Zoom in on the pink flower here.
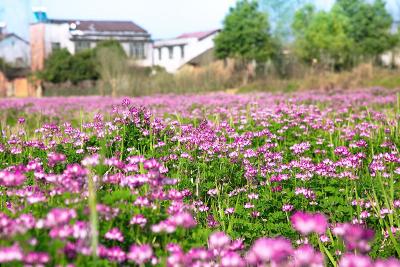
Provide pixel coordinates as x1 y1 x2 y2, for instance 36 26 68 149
45 208 77 227
375 258 400 267
293 245 324 267
282 204 294 212
225 207 235 215
333 223 374 253
104 227 124 242
130 214 147 227
0 244 23 263
339 254 373 267
208 232 231 250
0 171 25 187
127 244 153 265
291 211 328 235
23 252 50 265
221 251 245 267
171 212 197 228
246 237 293 264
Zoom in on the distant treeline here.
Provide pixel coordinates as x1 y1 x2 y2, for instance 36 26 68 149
215 0 398 75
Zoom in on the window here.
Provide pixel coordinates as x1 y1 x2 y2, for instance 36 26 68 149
180 45 185 59
51 42 61 52
129 42 145 59
168 46 173 59
75 41 91 52
158 48 162 60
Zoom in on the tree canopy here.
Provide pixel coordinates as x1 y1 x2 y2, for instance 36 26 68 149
292 0 397 70
39 40 128 84
214 0 273 63
333 0 395 59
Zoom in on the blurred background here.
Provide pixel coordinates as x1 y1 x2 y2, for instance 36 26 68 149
0 0 400 97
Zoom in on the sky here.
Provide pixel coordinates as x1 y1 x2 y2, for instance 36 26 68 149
0 0 398 41
32 0 238 39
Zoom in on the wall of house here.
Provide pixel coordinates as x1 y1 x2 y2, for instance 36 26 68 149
105 41 152 67
0 71 7 97
153 33 217 73
381 50 400 67
30 24 46 71
14 77 30 97
0 36 30 67
0 71 35 98
44 23 75 55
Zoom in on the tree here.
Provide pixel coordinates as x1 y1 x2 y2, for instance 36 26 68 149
69 50 99 84
95 40 128 97
292 4 354 70
39 48 99 84
214 0 273 84
94 39 127 58
40 49 73 83
333 0 395 62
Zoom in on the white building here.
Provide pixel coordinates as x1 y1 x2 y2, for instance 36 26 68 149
30 9 153 71
0 32 30 67
153 29 220 73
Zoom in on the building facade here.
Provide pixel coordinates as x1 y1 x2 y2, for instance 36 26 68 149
153 29 219 73
0 33 30 67
30 15 153 71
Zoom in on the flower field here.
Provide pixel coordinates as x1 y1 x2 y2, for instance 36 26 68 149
0 88 399 266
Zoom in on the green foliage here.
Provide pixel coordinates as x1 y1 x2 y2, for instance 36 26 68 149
95 40 128 96
214 0 273 63
69 50 99 83
39 39 127 85
293 0 397 70
333 0 395 60
0 57 12 73
39 48 99 84
293 6 354 70
94 39 127 59
39 49 73 83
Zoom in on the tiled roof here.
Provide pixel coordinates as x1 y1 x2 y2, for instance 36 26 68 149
177 29 219 40
47 19 148 33
0 33 29 44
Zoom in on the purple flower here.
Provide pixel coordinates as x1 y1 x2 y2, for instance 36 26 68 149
47 152 66 167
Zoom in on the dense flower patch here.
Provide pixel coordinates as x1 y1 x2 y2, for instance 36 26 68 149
0 89 399 266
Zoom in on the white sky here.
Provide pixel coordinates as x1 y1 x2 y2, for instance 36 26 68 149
33 0 237 39
2 0 398 40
